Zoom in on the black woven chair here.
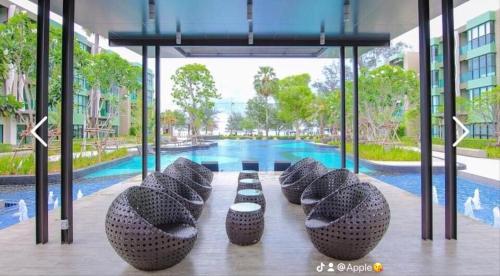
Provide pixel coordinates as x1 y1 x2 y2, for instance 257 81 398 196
105 186 197 271
305 182 390 260
174 157 214 183
300 169 360 215
142 172 204 220
279 157 316 185
281 161 328 204
164 163 212 201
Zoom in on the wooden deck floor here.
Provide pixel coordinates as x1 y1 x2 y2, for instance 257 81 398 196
0 172 498 276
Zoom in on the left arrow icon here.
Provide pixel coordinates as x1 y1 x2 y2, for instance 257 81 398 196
31 116 48 147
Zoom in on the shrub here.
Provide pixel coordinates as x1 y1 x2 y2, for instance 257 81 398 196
0 143 13 153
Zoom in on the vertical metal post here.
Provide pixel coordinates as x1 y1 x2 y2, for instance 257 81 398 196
155 46 161 172
442 0 457 240
352 46 359 174
419 0 433 240
340 46 346 169
61 0 74 244
35 0 50 244
142 46 148 180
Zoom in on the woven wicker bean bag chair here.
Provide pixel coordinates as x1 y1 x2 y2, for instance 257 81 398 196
305 182 390 260
174 157 214 183
142 172 204 220
279 157 316 185
281 161 328 204
105 186 197 271
164 163 212 201
300 169 360 215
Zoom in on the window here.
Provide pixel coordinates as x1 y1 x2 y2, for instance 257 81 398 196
0 124 3 144
16 125 31 145
467 53 496 80
431 45 440 61
75 94 88 114
467 21 495 50
468 122 496 139
468 86 494 100
431 70 440 88
73 124 84 138
431 95 441 114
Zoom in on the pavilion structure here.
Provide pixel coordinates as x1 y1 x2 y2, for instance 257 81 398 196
30 0 467 244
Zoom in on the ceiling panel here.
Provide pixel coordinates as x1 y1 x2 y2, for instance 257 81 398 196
35 0 469 58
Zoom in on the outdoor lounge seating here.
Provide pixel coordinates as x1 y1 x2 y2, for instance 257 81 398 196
300 169 360 215
105 186 198 271
201 161 219 172
305 182 390 260
164 163 212 201
242 160 259 171
226 202 264 246
142 172 204 220
238 178 263 191
278 157 316 184
238 170 259 181
280 161 328 204
174 157 214 183
274 161 291 171
235 189 266 213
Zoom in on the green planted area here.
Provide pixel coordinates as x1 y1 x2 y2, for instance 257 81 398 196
327 142 421 161
0 148 128 176
432 138 500 159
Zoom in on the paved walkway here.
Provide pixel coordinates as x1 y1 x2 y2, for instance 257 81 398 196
0 172 498 275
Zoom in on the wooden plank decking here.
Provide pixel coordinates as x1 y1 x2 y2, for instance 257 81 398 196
0 172 498 276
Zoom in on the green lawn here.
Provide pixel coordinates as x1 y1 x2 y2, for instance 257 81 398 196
327 142 421 161
0 148 129 175
432 138 499 159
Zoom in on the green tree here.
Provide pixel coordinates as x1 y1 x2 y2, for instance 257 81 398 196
358 65 418 142
253 66 278 137
0 12 38 128
470 86 500 144
245 96 267 133
240 117 257 135
171 64 220 143
226 112 243 135
276 74 315 139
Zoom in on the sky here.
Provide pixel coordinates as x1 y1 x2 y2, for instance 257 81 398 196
8 0 500 133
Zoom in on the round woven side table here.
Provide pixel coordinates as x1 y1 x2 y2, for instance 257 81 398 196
237 178 262 191
225 202 264 246
235 189 266 213
238 170 259 181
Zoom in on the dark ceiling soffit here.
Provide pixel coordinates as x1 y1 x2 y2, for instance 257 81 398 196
108 33 390 47
174 47 328 58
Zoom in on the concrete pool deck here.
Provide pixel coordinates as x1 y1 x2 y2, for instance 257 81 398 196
0 172 498 275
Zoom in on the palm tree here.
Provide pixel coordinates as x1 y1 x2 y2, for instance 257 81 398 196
162 111 177 137
253 66 278 137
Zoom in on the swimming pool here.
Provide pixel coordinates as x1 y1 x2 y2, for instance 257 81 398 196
0 139 498 229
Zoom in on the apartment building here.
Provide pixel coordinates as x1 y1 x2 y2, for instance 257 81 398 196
430 10 499 139
0 3 154 145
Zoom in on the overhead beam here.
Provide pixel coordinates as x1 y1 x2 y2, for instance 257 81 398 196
61 0 75 244
108 33 390 47
35 0 50 245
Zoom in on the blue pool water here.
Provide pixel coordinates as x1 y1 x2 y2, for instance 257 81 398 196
0 139 498 229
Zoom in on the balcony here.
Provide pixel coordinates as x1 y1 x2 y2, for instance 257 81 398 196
461 68 496 83
431 55 443 63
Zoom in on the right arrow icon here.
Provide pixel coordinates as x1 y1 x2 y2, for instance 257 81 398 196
452 116 469 147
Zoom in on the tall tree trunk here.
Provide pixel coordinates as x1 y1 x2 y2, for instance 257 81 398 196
295 122 301 140
265 96 269 137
